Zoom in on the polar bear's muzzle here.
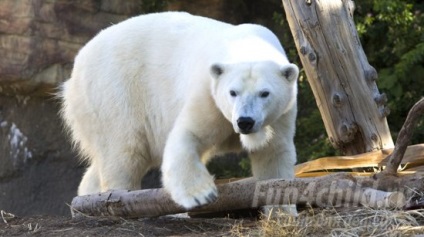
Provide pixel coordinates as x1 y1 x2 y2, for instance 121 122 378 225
237 116 255 134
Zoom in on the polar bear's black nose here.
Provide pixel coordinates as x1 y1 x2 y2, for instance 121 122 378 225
237 117 255 133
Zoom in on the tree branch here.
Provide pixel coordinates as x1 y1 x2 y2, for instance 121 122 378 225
382 98 424 175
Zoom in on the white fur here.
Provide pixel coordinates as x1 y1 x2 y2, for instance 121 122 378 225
60 12 299 210
240 126 274 152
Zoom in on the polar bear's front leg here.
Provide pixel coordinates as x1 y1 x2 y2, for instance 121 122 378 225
249 129 298 216
162 127 218 209
249 140 296 181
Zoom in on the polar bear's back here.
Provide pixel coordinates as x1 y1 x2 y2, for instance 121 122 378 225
76 12 229 65
72 12 287 89
75 12 287 72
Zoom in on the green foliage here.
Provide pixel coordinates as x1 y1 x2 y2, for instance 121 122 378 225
238 155 252 176
355 0 424 141
206 154 251 179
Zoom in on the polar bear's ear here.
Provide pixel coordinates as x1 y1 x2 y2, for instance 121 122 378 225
281 64 299 82
210 64 225 79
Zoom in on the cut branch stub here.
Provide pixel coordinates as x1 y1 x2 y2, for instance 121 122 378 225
374 93 388 106
364 66 378 82
339 121 358 143
282 0 394 155
332 93 344 107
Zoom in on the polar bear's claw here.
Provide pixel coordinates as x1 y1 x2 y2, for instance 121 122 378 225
206 191 218 203
194 198 201 206
186 188 218 208
179 185 218 209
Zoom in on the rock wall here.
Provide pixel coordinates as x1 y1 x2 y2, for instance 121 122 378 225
0 0 142 96
0 95 83 216
0 0 284 216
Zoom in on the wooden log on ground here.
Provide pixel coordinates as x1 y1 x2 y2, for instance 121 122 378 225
71 173 409 218
282 0 394 155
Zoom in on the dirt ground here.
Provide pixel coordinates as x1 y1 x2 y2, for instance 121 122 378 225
0 214 256 237
4 206 424 236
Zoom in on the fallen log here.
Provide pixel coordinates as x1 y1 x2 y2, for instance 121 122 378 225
71 173 410 218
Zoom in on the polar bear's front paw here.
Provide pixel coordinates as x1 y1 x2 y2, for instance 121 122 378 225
163 168 218 210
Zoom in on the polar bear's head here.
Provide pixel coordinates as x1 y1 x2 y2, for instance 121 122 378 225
210 61 299 151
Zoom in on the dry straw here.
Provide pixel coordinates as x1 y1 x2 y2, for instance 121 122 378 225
231 207 424 237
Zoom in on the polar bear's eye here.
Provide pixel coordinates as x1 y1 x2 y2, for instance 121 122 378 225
229 90 237 97
260 91 270 98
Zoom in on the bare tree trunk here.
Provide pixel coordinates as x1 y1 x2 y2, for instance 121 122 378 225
71 173 411 218
282 0 394 155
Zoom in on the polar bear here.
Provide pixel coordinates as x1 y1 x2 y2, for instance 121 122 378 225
60 12 299 210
